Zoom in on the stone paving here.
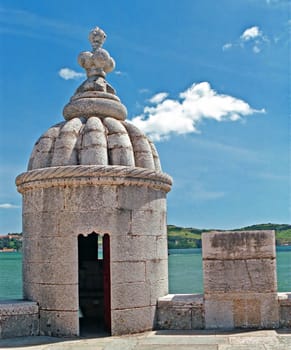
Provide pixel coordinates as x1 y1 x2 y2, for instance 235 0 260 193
0 330 290 350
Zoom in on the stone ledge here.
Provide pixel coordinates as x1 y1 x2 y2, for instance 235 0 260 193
158 294 204 307
278 292 291 305
0 300 39 338
157 294 204 330
278 293 291 328
0 300 39 316
156 293 291 331
16 165 173 193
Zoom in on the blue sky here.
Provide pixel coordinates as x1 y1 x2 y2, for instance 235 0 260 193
0 0 290 233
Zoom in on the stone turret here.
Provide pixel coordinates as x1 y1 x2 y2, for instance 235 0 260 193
16 27 172 337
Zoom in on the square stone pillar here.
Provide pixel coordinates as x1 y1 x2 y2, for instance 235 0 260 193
202 230 279 329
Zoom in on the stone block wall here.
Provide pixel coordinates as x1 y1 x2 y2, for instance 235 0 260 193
202 230 279 329
18 169 170 336
110 184 168 335
0 300 39 338
278 293 291 328
157 294 204 330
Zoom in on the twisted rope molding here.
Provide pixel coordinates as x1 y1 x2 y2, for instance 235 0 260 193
16 165 173 193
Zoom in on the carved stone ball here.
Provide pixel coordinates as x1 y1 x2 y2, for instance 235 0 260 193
89 27 106 50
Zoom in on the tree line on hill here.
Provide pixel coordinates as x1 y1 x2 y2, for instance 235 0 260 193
0 233 22 251
167 223 291 248
0 224 290 251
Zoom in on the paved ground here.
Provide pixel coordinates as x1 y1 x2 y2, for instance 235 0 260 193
0 330 290 350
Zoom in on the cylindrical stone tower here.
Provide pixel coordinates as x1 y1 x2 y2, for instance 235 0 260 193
16 27 172 337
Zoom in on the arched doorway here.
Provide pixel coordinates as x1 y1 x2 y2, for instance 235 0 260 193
78 233 111 335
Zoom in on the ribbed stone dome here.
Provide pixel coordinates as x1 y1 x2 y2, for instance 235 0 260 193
28 27 162 173
28 116 161 171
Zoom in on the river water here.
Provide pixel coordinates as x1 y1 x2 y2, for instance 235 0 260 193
0 247 290 299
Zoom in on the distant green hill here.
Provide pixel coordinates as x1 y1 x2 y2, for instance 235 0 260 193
167 223 291 249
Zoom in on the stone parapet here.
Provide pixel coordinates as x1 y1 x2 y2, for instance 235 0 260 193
202 230 279 330
156 292 291 331
202 230 276 260
0 300 39 338
157 294 204 330
204 292 279 329
278 292 291 328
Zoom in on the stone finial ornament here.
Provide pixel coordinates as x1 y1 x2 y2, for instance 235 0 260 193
89 27 107 50
63 26 127 121
78 27 115 78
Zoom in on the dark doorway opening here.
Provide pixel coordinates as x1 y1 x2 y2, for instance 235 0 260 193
78 233 111 336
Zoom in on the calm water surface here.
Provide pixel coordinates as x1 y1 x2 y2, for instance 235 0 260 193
0 247 290 299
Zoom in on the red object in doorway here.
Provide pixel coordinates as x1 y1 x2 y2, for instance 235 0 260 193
103 234 111 333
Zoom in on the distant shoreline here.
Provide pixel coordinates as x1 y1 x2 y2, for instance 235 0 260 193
1 223 291 250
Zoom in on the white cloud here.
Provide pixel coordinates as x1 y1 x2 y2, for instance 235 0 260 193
131 82 265 141
149 92 169 104
58 68 86 80
223 25 269 53
0 203 20 209
253 45 261 53
241 26 262 41
222 43 232 51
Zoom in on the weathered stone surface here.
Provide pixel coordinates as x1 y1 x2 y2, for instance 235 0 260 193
111 261 146 284
149 140 162 171
146 259 168 284
23 236 77 263
111 281 151 309
204 292 279 329
39 310 79 336
278 293 291 328
202 230 279 331
63 95 128 121
23 261 78 284
156 236 168 260
202 231 276 260
158 294 204 307
51 118 83 166
124 122 155 169
22 211 60 237
58 208 131 236
63 185 118 211
233 295 261 327
157 294 204 330
0 314 39 338
28 123 63 170
131 209 167 236
158 307 192 329
149 279 168 305
203 258 277 293
192 306 205 329
0 301 39 338
204 297 234 329
261 293 280 328
0 300 38 316
26 115 167 171
117 185 166 212
117 185 150 211
111 306 153 335
23 282 78 311
111 235 160 262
